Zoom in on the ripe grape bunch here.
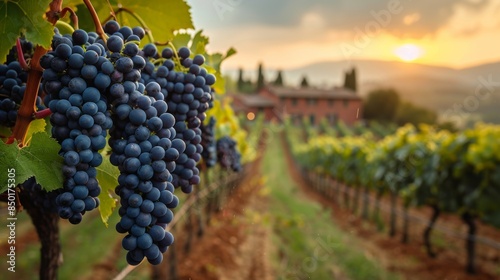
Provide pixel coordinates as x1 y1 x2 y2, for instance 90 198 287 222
1 14 220 265
200 116 217 168
140 44 216 194
216 136 242 172
100 20 180 265
20 18 219 265
40 27 116 224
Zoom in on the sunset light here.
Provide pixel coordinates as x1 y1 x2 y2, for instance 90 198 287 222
394 44 424 62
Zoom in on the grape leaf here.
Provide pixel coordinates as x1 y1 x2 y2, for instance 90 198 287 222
18 132 63 191
190 30 209 54
0 125 11 139
205 65 226 94
0 0 53 63
77 0 193 44
172 33 192 50
97 154 119 227
25 119 46 145
0 132 63 194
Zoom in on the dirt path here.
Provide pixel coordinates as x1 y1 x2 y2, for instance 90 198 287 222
280 132 499 280
177 145 274 280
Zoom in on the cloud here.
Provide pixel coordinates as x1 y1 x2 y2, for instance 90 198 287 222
191 0 491 38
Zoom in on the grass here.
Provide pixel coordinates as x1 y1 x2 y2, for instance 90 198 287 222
262 126 400 280
1 210 125 280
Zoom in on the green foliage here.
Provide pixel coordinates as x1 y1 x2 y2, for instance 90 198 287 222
0 132 63 193
96 152 120 227
273 70 284 86
395 102 437 126
343 68 357 92
237 68 245 91
300 75 309 88
363 88 400 122
235 68 255 93
256 62 265 90
76 0 193 44
0 0 53 63
287 122 500 227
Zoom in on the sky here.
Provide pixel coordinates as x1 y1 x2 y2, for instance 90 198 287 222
187 0 500 71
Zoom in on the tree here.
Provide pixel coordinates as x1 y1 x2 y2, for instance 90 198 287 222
273 70 284 86
363 88 400 122
343 68 357 92
394 102 437 126
300 75 309 88
256 63 265 90
237 68 245 91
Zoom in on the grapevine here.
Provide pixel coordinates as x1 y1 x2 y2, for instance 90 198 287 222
0 0 249 278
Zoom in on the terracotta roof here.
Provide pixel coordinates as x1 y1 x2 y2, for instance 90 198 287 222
266 86 360 100
231 94 275 107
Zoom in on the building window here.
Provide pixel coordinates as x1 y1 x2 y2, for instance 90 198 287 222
309 114 315 125
292 98 298 106
328 114 338 124
280 97 285 104
343 100 349 107
329 99 334 107
308 99 316 106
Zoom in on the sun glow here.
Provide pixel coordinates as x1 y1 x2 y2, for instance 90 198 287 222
394 44 423 62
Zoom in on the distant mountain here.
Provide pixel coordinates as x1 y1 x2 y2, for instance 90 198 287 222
284 59 464 87
459 61 500 79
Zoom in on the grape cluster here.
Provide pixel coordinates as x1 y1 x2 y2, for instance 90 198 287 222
0 37 39 127
216 136 242 172
110 81 178 265
19 177 59 212
6 38 34 65
4 18 221 265
140 45 216 193
101 20 178 265
40 28 113 224
0 61 28 127
200 116 217 168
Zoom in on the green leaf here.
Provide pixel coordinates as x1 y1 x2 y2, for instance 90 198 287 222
19 132 63 191
190 30 209 54
205 64 226 93
77 0 194 44
25 119 46 145
171 33 191 50
97 154 120 227
0 125 11 139
0 0 53 63
0 132 63 193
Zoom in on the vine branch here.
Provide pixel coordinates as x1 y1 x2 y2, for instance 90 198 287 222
16 39 29 71
7 0 64 145
34 108 53 119
114 7 155 43
60 7 79 29
83 0 108 43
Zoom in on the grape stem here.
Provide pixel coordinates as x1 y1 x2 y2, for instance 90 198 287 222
153 41 171 46
45 0 64 25
16 38 29 71
7 0 63 145
112 7 156 44
60 7 79 30
8 46 47 146
34 108 53 119
83 0 108 43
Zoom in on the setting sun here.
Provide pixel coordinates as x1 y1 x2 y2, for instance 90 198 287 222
394 44 424 62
